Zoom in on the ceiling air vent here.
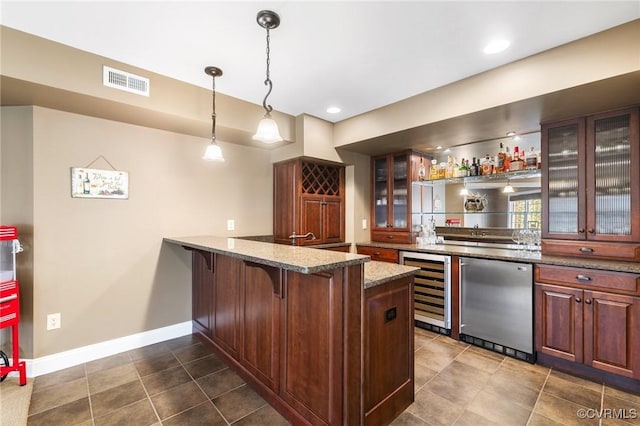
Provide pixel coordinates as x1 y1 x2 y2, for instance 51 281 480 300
103 66 150 96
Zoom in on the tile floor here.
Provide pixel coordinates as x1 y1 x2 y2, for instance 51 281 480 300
26 328 640 425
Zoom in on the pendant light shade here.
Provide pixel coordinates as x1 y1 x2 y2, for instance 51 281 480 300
203 66 224 162
253 114 282 144
253 10 283 144
203 142 224 161
503 180 514 193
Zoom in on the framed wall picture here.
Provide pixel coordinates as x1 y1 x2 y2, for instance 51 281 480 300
71 167 129 199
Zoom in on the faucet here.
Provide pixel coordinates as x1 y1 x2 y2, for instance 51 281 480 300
471 224 480 236
288 231 317 245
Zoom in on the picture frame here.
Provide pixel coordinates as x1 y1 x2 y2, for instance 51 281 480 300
71 167 129 199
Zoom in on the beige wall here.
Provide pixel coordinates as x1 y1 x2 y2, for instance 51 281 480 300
334 19 640 147
1 105 274 358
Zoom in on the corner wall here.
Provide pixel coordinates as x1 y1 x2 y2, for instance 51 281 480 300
2 105 274 358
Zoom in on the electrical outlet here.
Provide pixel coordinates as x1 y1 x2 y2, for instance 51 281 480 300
47 313 61 330
227 219 235 231
362 219 368 230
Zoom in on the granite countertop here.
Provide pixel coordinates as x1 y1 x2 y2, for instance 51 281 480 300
356 241 640 274
164 236 368 274
364 261 420 289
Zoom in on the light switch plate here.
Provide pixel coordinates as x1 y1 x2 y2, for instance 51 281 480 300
362 219 367 229
227 219 235 231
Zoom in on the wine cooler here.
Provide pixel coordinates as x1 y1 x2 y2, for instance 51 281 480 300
400 251 451 334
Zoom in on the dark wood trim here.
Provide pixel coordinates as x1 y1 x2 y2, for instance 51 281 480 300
536 352 640 395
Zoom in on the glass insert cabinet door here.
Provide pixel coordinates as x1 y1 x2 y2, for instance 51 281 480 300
373 157 389 228
392 154 408 228
586 108 640 241
543 118 585 239
543 107 639 242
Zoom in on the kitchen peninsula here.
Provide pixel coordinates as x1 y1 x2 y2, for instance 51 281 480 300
164 236 419 426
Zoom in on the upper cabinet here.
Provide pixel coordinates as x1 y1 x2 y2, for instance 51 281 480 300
371 150 427 243
542 106 640 261
274 158 345 246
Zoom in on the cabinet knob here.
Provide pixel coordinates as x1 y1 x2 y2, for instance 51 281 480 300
587 228 595 234
575 297 582 303
374 251 380 256
387 235 394 239
585 299 592 305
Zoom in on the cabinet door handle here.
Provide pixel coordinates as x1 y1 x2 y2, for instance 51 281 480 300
374 251 381 256
576 275 591 282
585 299 592 304
587 228 595 234
387 235 394 239
579 247 594 253
575 297 582 303
578 228 586 234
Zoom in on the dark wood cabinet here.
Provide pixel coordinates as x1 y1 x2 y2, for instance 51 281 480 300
371 150 427 243
541 106 640 261
535 283 584 363
241 262 282 392
191 249 213 336
211 254 241 356
535 265 640 381
364 275 414 426
186 247 415 425
274 157 345 246
356 245 399 263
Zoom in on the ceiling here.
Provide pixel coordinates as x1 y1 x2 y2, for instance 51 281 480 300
2 1 639 126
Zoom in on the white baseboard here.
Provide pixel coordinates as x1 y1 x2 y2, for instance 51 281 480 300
16 321 192 378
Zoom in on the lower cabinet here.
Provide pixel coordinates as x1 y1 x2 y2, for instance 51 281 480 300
364 276 414 426
535 265 640 381
189 248 413 425
356 245 399 263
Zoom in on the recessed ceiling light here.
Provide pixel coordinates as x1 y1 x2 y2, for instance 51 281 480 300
436 146 443 150
326 106 341 114
483 39 510 54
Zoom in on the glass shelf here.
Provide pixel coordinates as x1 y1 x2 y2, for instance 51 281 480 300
413 169 541 186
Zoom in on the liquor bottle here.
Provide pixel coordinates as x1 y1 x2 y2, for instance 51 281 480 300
458 158 469 177
526 146 539 170
470 157 478 176
83 173 91 194
418 158 426 180
428 159 439 180
445 156 454 178
504 146 512 172
496 143 506 173
480 154 493 176
510 147 524 171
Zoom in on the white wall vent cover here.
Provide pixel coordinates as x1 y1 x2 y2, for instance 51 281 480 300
103 66 150 96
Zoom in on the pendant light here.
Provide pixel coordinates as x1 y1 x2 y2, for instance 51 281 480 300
503 180 514 193
203 66 225 161
252 10 283 144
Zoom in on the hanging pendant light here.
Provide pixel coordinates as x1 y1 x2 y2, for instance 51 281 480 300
252 10 283 144
503 180 514 193
203 66 225 161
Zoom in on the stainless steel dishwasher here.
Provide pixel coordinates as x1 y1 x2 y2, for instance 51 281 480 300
459 257 534 362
